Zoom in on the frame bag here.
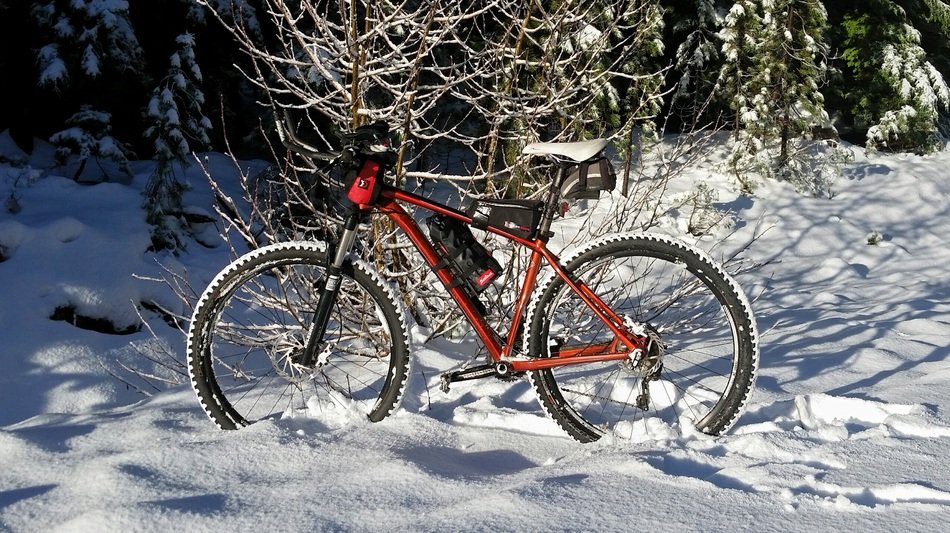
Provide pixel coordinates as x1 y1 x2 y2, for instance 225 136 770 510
427 215 502 293
466 199 544 240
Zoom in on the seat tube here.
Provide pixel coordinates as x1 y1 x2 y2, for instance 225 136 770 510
299 211 362 367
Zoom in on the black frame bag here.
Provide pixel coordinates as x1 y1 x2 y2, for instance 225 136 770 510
466 199 544 240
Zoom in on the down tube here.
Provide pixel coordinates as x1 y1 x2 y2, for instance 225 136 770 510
376 195 506 360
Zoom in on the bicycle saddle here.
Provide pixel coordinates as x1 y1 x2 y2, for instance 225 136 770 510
522 139 608 162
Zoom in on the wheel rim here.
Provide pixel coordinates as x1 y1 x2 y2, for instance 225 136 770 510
200 259 396 425
541 250 744 440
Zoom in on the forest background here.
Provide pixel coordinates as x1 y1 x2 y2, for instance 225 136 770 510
1 0 949 252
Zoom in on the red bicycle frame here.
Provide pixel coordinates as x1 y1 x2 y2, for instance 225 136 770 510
373 184 649 372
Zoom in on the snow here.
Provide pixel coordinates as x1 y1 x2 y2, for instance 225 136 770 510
575 24 603 50
82 45 100 78
2 129 950 530
37 45 68 86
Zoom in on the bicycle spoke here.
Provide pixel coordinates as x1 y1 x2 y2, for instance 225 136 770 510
188 243 409 429
529 235 757 442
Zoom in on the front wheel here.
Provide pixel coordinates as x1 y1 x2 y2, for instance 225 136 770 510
527 234 758 442
186 241 410 429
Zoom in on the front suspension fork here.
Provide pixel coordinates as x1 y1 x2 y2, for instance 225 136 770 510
297 212 362 367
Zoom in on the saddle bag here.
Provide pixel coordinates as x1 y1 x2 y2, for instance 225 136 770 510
561 156 617 200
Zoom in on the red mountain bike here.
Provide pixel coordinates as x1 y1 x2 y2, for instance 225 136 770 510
186 122 759 442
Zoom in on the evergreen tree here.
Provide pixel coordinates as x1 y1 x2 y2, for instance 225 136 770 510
767 0 849 194
49 105 133 180
763 2 838 168
143 32 212 251
667 0 727 125
865 2 949 152
718 0 765 189
718 0 762 136
32 0 144 179
33 0 143 87
614 0 667 194
866 25 950 152
718 0 847 194
830 0 950 152
145 33 211 168
616 0 667 136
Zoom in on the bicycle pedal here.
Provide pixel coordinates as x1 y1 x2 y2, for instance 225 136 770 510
440 363 496 393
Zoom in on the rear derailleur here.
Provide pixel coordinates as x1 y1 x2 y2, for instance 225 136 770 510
622 322 665 411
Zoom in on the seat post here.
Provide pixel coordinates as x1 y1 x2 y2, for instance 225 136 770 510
537 160 571 238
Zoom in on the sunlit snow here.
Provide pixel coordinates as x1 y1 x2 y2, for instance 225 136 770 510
2 129 950 530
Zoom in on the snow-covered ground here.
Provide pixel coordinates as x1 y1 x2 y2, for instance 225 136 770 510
1 131 949 531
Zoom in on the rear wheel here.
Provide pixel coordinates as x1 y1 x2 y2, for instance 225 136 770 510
528 234 758 442
186 241 410 429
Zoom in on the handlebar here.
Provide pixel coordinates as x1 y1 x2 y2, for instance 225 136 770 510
275 110 393 163
340 120 390 143
275 110 341 161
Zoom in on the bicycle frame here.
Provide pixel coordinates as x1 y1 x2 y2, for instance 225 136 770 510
372 184 649 372
188 119 758 440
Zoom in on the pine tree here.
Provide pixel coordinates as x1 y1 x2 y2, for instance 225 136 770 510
718 0 847 194
143 32 212 251
767 0 849 194
144 33 211 166
764 2 837 168
866 33 949 152
718 0 762 134
668 0 727 125
614 0 666 195
49 105 133 180
616 0 667 135
864 4 950 152
33 0 143 86
718 0 765 190
32 0 144 180
832 0 950 153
